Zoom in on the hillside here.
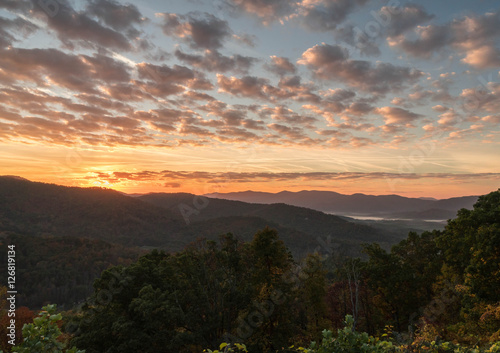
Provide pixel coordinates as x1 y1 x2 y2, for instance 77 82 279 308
0 177 406 309
0 177 400 256
205 190 479 217
0 177 398 256
0 233 142 308
0 176 185 247
138 193 402 248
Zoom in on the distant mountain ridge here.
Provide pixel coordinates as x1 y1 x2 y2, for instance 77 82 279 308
205 190 479 219
0 176 479 309
138 193 402 249
0 176 186 247
0 176 400 257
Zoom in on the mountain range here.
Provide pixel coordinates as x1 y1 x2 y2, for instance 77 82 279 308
0 175 481 308
0 176 404 257
205 190 478 220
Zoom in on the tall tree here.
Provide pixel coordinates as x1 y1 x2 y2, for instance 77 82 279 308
432 189 500 342
244 227 296 352
295 253 328 342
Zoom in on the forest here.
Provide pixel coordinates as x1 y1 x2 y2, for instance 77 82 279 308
0 188 499 352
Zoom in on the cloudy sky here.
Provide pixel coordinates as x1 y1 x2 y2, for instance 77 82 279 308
0 0 499 198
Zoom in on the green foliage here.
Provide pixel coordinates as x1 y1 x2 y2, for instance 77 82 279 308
0 305 84 353
294 315 500 353
71 232 272 352
0 234 141 308
437 189 500 302
295 253 329 339
243 227 297 352
430 189 500 342
71 229 328 353
295 316 399 353
361 230 442 333
343 190 499 343
204 342 248 353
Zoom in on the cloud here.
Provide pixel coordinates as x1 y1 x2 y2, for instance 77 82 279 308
75 93 133 113
30 0 132 50
86 0 145 31
178 123 215 138
460 82 500 113
461 45 500 69
349 136 374 148
333 24 381 56
88 170 500 185
159 12 231 50
0 16 38 48
259 106 318 127
345 102 374 116
302 88 375 123
139 107 194 125
376 106 423 125
223 0 296 25
329 119 376 132
267 123 310 140
216 75 267 98
0 87 116 118
315 128 349 137
102 82 155 101
0 0 31 11
333 4 434 55
437 109 460 126
83 53 132 82
0 97 156 147
232 33 257 47
0 48 131 94
211 108 246 127
175 49 257 73
264 55 297 76
196 100 263 130
447 127 477 141
224 0 369 29
137 62 196 83
182 91 216 102
383 4 434 37
217 74 292 101
388 24 451 58
298 43 422 93
298 0 368 32
242 118 265 130
321 88 356 102
277 75 320 103
390 10 500 68
1 1 492 155
135 62 214 95
187 77 214 91
390 97 406 106
214 126 259 142
432 105 449 112
164 182 181 188
299 42 349 64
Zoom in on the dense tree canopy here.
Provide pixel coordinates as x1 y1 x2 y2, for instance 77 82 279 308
71 229 328 353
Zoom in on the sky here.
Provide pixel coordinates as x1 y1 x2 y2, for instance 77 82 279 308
0 0 499 198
